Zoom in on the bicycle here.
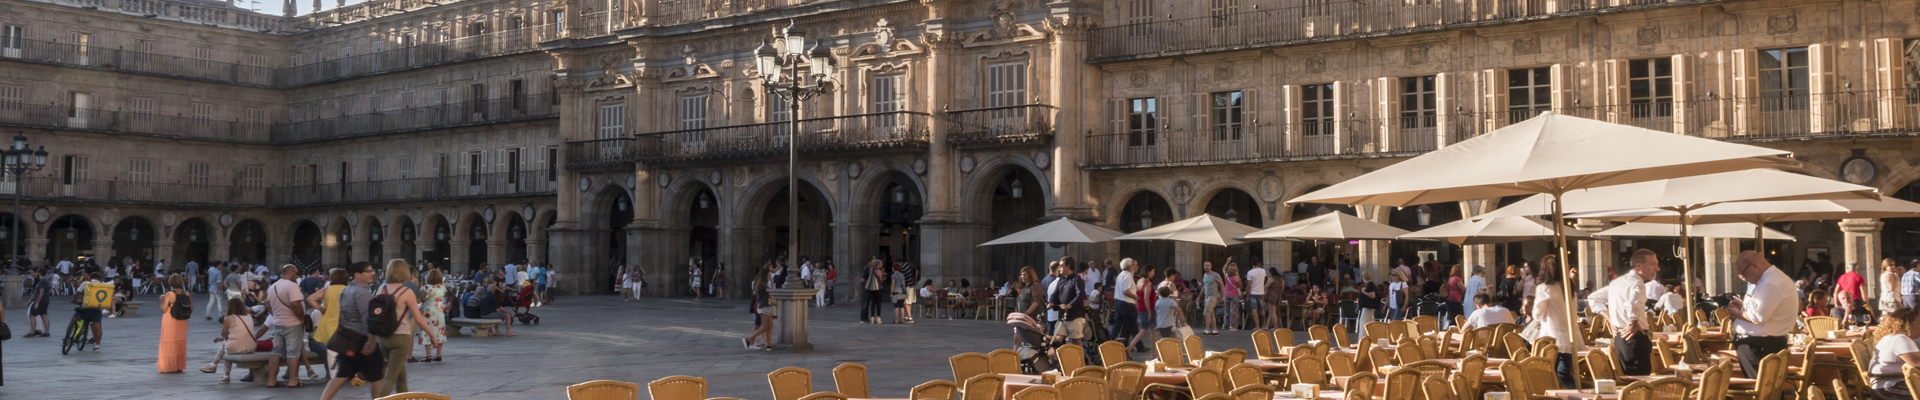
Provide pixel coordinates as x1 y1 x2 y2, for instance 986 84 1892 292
62 307 93 355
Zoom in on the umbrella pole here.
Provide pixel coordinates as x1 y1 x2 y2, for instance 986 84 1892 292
1551 191 1584 351
1678 214 1694 328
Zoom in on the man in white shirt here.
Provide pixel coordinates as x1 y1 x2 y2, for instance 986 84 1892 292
1657 291 1686 315
57 259 73 275
1111 259 1139 350
1246 265 1269 330
1606 248 1659 375
203 263 226 320
1727 250 1797 378
262 265 307 387
1644 278 1667 308
1464 294 1514 328
1082 262 1103 298
1464 265 1487 313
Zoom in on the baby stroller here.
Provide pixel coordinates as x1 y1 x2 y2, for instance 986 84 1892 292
1007 313 1057 374
508 285 541 325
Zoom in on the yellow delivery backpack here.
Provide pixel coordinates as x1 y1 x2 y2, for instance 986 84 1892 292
79 282 114 309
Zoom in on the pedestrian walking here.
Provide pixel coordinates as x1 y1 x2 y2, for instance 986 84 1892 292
419 269 448 362
321 262 385 400
157 275 191 373
375 260 435 397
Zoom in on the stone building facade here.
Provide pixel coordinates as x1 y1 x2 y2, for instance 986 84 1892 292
3 0 1917 297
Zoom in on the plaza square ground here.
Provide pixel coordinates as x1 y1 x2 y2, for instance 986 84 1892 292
0 295 1272 399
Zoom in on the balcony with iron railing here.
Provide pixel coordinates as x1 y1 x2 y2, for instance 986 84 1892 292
271 93 557 143
1084 89 1920 169
0 102 270 142
5 177 268 206
626 111 933 164
268 170 557 206
27 0 283 32
274 24 561 86
0 37 277 86
1090 0 1722 62
944 104 1055 148
564 137 636 171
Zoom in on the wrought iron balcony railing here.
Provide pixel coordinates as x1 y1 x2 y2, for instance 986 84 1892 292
565 138 637 171
0 102 270 142
273 24 559 86
628 111 932 164
6 177 268 206
271 93 557 143
267 170 556 206
0 37 276 86
1090 0 1720 62
1084 89 1920 168
945 104 1055 148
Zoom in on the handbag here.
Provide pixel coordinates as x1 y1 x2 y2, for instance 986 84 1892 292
232 315 268 353
0 322 11 341
326 327 367 354
272 285 314 333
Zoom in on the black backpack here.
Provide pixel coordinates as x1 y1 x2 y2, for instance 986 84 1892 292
367 286 404 336
168 291 193 320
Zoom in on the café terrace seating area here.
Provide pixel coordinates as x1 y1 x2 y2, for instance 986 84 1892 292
372 309 1875 400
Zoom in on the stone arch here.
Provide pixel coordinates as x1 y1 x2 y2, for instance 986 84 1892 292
1114 190 1176 270
1102 187 1173 231
1287 184 1358 273
661 178 724 292
0 210 31 261
963 159 1052 282
737 166 837 267
359 214 389 264
228 218 271 264
419 213 454 269
850 166 926 267
171 217 215 267
1193 185 1265 267
495 208 529 264
46 213 98 263
288 219 323 267
388 214 417 266
960 156 1054 221
457 211 489 271
108 215 158 267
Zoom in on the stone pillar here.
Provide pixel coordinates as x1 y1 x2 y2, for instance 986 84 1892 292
917 15 964 281
268 243 291 266
1574 219 1613 291
381 233 404 266
153 240 175 268
486 239 510 269
1042 15 1096 220
3 275 22 308
547 229 602 295
28 238 49 264
1356 205 1390 282
350 239 370 265
449 239 470 275
1841 218 1884 299
320 236 340 268
769 287 820 353
93 239 113 264
413 237 434 266
209 239 230 265
1703 237 1741 295
526 238 548 264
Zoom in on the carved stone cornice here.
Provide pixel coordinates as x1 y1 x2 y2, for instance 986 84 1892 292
1044 15 1098 42
923 31 965 51
920 0 958 20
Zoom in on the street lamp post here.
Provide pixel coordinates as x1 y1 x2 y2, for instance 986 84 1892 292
755 20 835 289
0 132 47 387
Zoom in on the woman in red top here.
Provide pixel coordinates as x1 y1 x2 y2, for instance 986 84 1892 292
1445 264 1466 326
1805 289 1830 317
1126 267 1160 352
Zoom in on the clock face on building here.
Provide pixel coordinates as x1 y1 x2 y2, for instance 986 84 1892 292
1842 157 1876 185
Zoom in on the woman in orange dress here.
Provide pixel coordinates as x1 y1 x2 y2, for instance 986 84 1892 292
157 274 190 372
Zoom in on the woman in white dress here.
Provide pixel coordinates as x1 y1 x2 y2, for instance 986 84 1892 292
1883 258 1903 318
1530 254 1576 390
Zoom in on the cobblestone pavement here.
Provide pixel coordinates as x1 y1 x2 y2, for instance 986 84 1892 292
1 294 1279 399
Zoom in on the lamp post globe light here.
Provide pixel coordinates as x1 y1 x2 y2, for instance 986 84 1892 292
754 20 835 289
1 131 47 386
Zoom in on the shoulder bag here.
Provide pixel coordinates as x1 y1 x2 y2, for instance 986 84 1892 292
272 284 314 332
234 315 272 353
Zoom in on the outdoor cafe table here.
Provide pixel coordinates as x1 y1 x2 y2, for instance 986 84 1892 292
1000 372 1186 399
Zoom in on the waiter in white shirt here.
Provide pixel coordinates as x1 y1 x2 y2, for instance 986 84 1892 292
1726 250 1796 378
1643 278 1666 310
1606 249 1659 375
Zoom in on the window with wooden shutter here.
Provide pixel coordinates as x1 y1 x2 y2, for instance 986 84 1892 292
468 152 483 186
0 85 21 112
1506 68 1551 123
506 149 521 184
130 98 157 129
187 162 210 186
1127 97 1158 147
681 94 708 130
1126 0 1154 36
1 25 24 54
240 166 264 188
544 147 556 182
127 159 155 183
987 62 1028 128
1211 91 1243 141
1628 58 1673 131
193 102 214 126
599 103 625 139
62 156 88 185
470 84 487 114
510 79 526 113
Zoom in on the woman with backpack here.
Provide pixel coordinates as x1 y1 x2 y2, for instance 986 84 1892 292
373 260 437 397
157 274 191 373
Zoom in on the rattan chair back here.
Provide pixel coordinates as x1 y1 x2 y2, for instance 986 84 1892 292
1055 344 1086 373
1097 341 1128 367
768 367 814 400
960 374 1004 400
831 363 870 398
646 376 704 400
911 380 959 400
1053 377 1105 400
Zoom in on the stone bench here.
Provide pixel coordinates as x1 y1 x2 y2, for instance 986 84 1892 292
223 351 325 385
448 317 502 337
119 301 146 317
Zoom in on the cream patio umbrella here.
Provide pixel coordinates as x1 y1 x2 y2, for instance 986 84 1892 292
1594 222 1796 241
977 217 1126 246
1398 215 1596 246
1287 111 1797 352
1466 168 1875 323
1238 211 1412 241
1113 214 1264 247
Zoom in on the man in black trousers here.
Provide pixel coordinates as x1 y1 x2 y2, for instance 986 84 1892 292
1606 249 1660 375
1728 251 1796 378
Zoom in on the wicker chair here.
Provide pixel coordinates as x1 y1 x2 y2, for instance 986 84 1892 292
1344 372 1380 400
1853 340 1875 387
832 363 870 398
1156 338 1192 368
1144 366 1225 400
1499 359 1559 400
1728 351 1786 400
1196 394 1235 400
1184 336 1207 365
1906 366 1920 400
1227 363 1266 389
1689 360 1731 400
1292 356 1330 386
1650 339 1678 375
1310 325 1333 343
1009 386 1058 400
797 393 849 400
768 367 814 400
1412 316 1438 335
1395 341 1425 364
1385 320 1408 343
1467 327 1494 354
951 352 993 382
1252 330 1284 361
1619 381 1654 400
1450 371 1479 400
1099 341 1130 367
1275 328 1298 348
1804 316 1839 337
1586 349 1619 381
1639 377 1691 400
1333 323 1354 349
1384 366 1423 400
988 349 1023 375
961 374 1005 400
1056 344 1087 373
1229 384 1275 400
1222 349 1246 366
1421 376 1452 400
1502 333 1530 359
1200 353 1231 372
1364 322 1391 343
1108 362 1146 400
1327 351 1357 377
1054 377 1106 400
1073 365 1109 380
1832 378 1860 400
1418 337 1440 361
1369 347 1395 371
377 393 452 400
1521 356 1560 391
1402 360 1455 383
1455 315 1468 330
912 380 960 400
647 376 707 400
